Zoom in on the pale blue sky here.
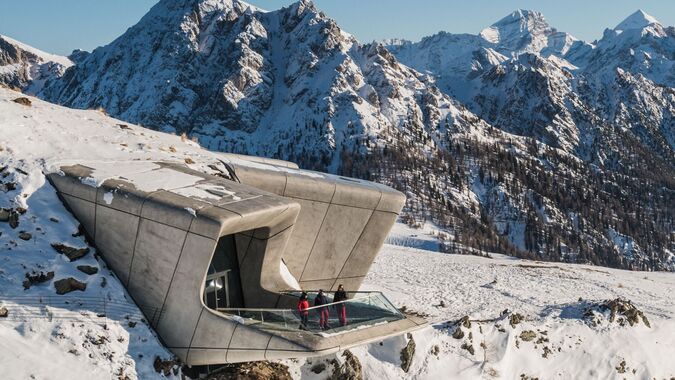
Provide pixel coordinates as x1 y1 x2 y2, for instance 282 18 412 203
1 0 673 56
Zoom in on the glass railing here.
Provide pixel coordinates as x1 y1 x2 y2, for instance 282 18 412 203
216 291 403 335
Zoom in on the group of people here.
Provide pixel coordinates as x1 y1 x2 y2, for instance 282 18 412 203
297 285 348 330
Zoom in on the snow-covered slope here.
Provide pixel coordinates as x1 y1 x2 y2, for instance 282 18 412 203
0 86 243 379
285 242 675 379
0 34 72 93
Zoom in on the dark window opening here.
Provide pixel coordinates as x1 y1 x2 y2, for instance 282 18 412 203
203 235 244 309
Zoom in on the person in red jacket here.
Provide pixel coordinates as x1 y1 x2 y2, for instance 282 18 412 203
297 292 309 329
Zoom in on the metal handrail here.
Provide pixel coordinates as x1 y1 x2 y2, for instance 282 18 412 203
215 293 376 314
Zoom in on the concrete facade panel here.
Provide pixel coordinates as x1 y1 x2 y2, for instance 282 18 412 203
142 190 204 230
94 205 140 286
128 218 187 324
282 173 335 203
48 165 97 202
234 232 253 265
96 179 146 215
332 178 381 209
279 198 329 277
297 279 335 291
157 233 217 348
231 165 287 195
374 185 407 213
189 310 237 349
60 194 96 239
224 348 266 363
300 204 373 281
337 211 399 279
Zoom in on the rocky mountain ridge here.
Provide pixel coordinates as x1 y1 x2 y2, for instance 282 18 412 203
1 1 673 270
0 34 72 93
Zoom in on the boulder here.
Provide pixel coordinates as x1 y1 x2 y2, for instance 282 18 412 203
77 265 99 275
12 97 31 106
51 243 90 261
519 330 537 342
0 307 8 317
460 342 475 355
23 271 54 289
310 363 326 374
54 277 87 294
8 210 19 229
509 313 524 328
0 208 8 222
18 231 32 241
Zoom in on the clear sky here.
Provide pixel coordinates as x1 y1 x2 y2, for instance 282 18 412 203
1 0 673 56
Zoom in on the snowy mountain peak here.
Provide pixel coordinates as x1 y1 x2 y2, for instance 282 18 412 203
615 9 661 31
0 34 72 93
480 9 551 44
493 9 548 28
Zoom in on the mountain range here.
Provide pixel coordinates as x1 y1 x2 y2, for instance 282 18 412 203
1 0 673 271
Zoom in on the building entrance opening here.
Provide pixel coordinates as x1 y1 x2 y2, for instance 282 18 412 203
203 235 244 309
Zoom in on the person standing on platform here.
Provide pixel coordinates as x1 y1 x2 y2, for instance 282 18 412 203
314 289 330 330
298 292 309 329
333 284 348 327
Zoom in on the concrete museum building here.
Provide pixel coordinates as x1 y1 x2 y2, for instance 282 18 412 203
48 153 426 365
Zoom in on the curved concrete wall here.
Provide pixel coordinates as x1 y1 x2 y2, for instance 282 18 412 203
48 159 415 365
220 153 406 293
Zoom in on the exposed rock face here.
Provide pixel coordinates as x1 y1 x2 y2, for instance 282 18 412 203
330 350 362 380
54 277 87 294
0 34 72 92
40 0 479 172
584 298 651 328
153 357 180 377
400 333 416 373
388 9 675 271
204 361 292 380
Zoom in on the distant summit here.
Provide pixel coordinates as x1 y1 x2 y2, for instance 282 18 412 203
479 9 552 45
615 9 661 31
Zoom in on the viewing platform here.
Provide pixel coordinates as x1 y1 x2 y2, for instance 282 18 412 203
217 291 409 335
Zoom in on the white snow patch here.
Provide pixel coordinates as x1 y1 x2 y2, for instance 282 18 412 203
279 259 301 291
103 191 114 205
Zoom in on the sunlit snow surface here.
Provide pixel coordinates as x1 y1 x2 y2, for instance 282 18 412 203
286 243 675 379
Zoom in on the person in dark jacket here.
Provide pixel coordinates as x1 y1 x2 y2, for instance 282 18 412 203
314 289 330 330
297 292 309 329
333 284 348 326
